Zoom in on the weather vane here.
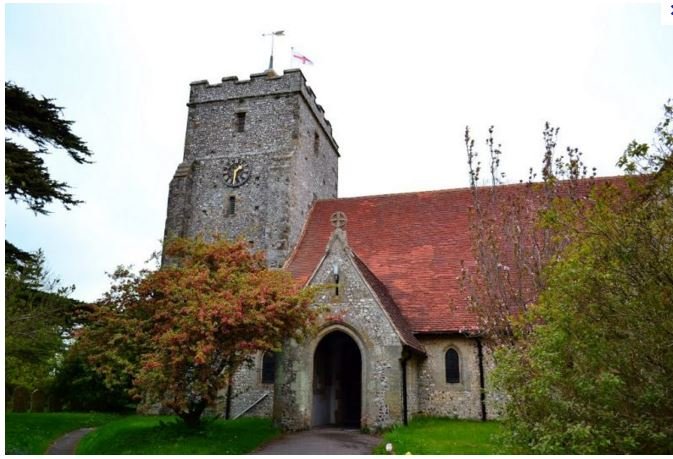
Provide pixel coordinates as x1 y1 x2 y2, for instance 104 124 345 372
262 30 285 71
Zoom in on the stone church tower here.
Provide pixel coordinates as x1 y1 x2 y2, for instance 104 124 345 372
164 69 339 267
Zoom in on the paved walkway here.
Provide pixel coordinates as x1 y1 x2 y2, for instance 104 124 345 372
44 426 379 455
252 427 381 455
46 427 95 455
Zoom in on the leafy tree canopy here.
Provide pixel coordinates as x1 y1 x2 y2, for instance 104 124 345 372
492 101 673 454
5 81 92 215
5 250 79 391
5 240 38 275
49 347 135 412
78 238 322 427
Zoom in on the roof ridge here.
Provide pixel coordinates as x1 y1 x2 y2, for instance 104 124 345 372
316 174 625 203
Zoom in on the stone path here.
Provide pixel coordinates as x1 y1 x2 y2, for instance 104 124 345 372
46 427 95 455
252 427 381 455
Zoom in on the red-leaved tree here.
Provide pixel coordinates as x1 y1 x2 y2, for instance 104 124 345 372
78 238 320 427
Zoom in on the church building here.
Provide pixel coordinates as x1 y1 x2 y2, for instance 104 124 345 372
164 69 499 431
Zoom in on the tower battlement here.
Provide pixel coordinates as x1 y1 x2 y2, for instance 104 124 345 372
189 69 337 150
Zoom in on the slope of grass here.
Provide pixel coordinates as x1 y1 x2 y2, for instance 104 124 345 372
77 415 280 454
373 417 505 454
5 412 120 454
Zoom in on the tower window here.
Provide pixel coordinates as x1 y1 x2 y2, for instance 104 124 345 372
228 196 236 216
313 131 320 155
445 348 460 383
235 112 246 132
261 352 276 384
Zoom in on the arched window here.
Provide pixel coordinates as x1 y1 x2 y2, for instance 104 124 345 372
261 352 276 384
445 348 460 383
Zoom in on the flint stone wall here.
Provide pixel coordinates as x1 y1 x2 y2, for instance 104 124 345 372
273 234 405 431
164 70 338 268
415 335 499 420
225 353 274 419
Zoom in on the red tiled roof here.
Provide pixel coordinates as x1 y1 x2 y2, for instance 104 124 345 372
286 177 625 334
286 187 481 333
351 252 426 353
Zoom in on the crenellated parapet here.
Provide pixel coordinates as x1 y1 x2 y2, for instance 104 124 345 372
188 69 337 151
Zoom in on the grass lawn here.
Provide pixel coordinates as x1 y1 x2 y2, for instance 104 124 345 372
5 412 121 454
373 417 505 455
77 415 280 454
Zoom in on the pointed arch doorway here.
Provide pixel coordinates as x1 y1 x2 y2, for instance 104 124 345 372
311 330 362 428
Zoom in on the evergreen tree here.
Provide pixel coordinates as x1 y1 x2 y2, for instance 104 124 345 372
4 82 93 399
5 81 92 214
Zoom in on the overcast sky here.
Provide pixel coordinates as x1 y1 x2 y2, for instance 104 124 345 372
4 0 673 302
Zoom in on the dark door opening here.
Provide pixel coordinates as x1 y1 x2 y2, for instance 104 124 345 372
312 331 362 428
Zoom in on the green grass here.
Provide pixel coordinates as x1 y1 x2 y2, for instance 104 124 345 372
77 415 280 454
373 417 505 455
5 412 121 454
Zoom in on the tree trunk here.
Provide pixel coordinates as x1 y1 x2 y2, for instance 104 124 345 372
178 402 206 428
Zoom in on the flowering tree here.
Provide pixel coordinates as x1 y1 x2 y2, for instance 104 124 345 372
461 123 595 345
79 238 320 427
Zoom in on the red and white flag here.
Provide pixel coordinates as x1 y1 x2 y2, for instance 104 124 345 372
291 48 314 65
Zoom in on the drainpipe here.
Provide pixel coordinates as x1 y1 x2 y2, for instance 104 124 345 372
400 349 410 426
225 374 233 420
476 338 487 421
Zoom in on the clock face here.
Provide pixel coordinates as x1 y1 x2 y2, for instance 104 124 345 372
223 159 251 187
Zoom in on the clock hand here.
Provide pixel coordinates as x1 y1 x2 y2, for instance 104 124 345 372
232 165 243 184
